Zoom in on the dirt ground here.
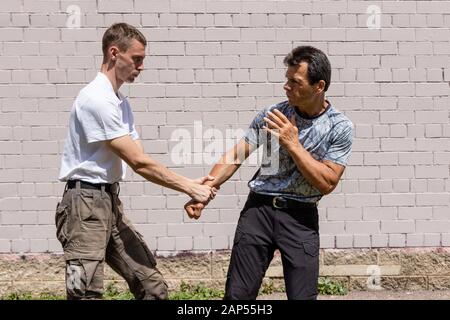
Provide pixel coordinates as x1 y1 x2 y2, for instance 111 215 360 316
258 290 450 300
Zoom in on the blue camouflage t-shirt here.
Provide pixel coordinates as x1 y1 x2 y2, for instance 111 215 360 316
243 100 353 203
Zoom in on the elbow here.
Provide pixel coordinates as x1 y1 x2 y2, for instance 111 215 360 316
129 154 152 173
318 182 337 195
317 171 341 195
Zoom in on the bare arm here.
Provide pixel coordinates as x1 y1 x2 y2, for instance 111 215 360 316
133 139 145 153
264 109 344 194
285 147 344 195
106 134 215 202
185 138 256 219
204 138 256 188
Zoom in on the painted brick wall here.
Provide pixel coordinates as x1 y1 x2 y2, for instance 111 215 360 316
0 0 449 254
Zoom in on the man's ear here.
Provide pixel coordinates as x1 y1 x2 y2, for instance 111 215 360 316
109 46 119 62
316 80 326 93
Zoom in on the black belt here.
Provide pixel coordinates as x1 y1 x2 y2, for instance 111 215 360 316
249 192 317 209
67 180 114 193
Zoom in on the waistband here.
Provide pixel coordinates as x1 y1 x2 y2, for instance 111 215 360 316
249 192 317 209
66 180 119 194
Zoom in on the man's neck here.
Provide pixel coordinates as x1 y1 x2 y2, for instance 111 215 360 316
295 99 328 118
100 65 122 94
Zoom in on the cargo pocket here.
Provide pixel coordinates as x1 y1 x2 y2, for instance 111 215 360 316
72 193 110 254
282 237 319 268
55 203 69 248
303 241 319 258
78 194 109 235
302 239 320 296
78 194 105 226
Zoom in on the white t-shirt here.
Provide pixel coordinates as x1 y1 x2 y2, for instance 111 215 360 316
59 72 139 184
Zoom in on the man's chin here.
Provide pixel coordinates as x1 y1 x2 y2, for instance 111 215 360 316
287 98 300 108
287 96 302 105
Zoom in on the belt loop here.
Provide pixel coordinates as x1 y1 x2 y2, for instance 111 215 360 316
101 185 106 198
75 181 81 221
93 189 100 203
111 182 120 196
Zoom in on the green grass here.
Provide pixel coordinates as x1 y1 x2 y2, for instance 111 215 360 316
318 277 348 296
2 278 348 300
168 281 224 300
103 282 134 300
3 292 65 300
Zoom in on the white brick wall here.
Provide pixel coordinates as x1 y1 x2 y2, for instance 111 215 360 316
0 0 449 253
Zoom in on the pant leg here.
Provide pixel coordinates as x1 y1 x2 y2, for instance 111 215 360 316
105 197 168 300
55 184 113 299
65 259 104 300
224 201 275 300
275 207 320 300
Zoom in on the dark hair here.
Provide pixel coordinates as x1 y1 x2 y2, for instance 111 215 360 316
102 23 147 62
283 46 331 92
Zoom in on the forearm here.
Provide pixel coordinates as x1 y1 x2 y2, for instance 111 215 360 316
203 140 252 188
205 162 240 188
133 155 193 195
134 139 145 153
184 139 253 217
286 144 339 194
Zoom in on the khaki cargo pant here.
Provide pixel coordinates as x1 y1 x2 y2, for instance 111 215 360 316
55 181 168 300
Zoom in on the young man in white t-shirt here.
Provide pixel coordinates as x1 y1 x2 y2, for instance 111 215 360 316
56 23 216 300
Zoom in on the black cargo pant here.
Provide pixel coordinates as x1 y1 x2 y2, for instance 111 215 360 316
55 181 168 300
224 193 320 300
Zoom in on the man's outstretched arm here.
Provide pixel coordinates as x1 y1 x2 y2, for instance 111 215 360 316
185 138 256 219
106 134 216 203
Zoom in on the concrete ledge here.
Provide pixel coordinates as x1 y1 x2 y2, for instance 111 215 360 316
321 265 401 276
1 248 450 296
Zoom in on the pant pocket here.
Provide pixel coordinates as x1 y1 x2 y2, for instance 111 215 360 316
303 241 319 257
55 203 70 248
280 236 320 269
66 259 103 299
76 194 110 249
298 239 320 279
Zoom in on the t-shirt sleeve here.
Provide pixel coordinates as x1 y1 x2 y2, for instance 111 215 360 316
243 106 273 147
129 124 139 141
77 99 129 143
323 121 354 166
126 104 139 141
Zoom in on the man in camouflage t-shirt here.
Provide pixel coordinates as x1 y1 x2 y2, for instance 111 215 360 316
185 46 354 300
